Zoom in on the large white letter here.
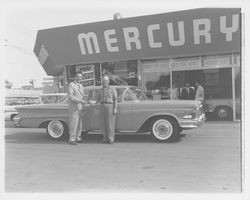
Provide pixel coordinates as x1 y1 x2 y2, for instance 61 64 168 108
220 14 239 41
167 21 185 46
104 29 119 52
123 27 142 50
147 24 162 48
193 18 211 44
78 32 100 55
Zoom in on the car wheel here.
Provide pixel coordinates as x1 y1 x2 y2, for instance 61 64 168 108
214 106 232 120
150 117 178 142
46 120 68 140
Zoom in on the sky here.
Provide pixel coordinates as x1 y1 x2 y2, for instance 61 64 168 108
1 0 249 88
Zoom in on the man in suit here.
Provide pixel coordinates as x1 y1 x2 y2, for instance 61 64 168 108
96 76 117 144
180 82 195 100
68 72 88 145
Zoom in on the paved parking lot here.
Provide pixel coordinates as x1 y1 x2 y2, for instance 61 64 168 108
4 122 241 193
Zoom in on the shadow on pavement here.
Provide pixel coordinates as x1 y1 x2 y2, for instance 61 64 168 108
5 131 186 144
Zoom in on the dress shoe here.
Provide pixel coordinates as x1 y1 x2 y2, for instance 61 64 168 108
69 141 77 145
102 139 108 143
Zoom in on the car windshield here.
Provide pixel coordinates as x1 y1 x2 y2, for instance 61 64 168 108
41 95 68 104
123 88 148 102
50 87 148 104
84 88 125 103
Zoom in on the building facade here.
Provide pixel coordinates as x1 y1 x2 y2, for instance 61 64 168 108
34 8 242 120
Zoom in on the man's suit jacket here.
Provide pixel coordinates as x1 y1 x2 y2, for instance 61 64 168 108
180 87 195 100
195 85 204 102
68 81 85 113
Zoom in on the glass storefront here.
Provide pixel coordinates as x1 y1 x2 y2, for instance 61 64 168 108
172 68 233 99
173 68 234 120
63 53 241 121
101 60 138 86
140 53 241 120
143 71 171 100
141 59 171 100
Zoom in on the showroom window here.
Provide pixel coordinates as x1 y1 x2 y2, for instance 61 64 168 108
101 60 138 86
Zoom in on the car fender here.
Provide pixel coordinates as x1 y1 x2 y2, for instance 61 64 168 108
39 117 69 128
136 112 180 133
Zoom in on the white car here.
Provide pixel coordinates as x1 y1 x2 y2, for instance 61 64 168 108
5 93 68 122
205 98 241 120
14 86 205 142
5 95 41 121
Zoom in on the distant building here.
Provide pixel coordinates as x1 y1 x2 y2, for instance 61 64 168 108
21 85 34 90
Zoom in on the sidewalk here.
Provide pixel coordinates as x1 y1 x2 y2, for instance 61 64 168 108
205 120 241 124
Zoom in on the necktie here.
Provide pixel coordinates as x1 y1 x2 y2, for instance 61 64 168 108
78 84 82 96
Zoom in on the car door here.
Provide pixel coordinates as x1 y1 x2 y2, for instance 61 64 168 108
82 88 101 130
115 88 135 131
83 104 102 130
82 87 135 131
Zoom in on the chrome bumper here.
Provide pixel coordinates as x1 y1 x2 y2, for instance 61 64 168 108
179 113 205 129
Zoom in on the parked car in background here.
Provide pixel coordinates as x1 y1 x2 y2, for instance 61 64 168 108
14 86 205 142
4 92 68 122
205 97 241 120
4 91 41 121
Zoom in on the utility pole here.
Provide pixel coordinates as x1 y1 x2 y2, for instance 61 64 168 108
113 13 122 20
29 79 35 89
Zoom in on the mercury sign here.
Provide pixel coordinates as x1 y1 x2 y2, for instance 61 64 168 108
34 8 241 75
78 14 239 55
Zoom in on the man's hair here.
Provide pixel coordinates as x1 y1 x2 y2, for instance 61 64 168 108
75 72 82 77
103 75 110 81
196 81 201 85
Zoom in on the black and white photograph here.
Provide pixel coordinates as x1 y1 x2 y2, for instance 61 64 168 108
1 0 249 199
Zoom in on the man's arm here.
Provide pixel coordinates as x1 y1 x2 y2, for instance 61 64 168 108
112 87 118 112
95 89 102 104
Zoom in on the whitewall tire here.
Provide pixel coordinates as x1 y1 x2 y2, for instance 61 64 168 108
150 118 178 142
46 120 68 140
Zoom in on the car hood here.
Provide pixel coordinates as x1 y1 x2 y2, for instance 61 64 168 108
15 100 201 111
15 103 68 110
140 100 201 109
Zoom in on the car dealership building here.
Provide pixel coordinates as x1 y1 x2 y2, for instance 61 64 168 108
34 8 242 120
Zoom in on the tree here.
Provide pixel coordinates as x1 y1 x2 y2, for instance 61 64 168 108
5 80 13 89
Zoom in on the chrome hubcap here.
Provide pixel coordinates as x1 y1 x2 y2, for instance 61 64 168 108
48 121 64 138
218 109 228 118
153 119 172 140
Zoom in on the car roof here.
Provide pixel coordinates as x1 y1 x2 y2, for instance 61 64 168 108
84 85 136 90
40 93 67 96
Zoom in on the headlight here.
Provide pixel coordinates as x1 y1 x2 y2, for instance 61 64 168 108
206 104 215 112
183 113 196 119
